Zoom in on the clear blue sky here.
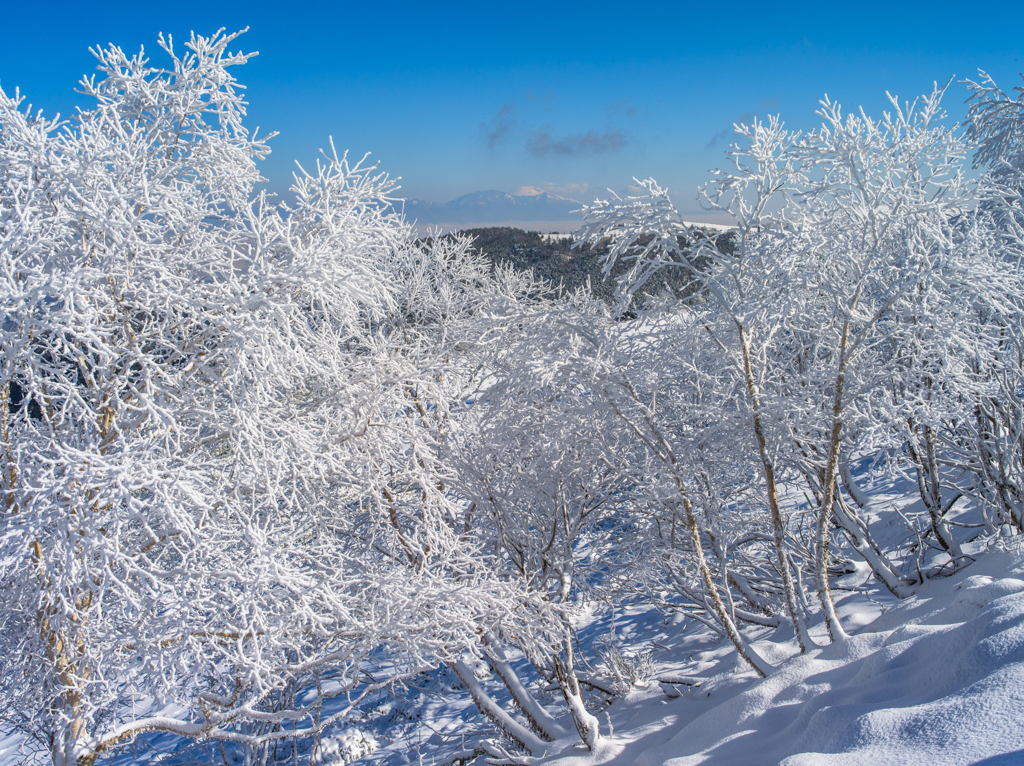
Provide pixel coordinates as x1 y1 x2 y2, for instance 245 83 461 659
3 1 1022 214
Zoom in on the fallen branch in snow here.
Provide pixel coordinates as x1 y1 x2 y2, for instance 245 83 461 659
657 674 708 697
450 660 548 756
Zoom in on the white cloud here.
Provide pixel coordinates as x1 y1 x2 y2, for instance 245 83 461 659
511 182 593 200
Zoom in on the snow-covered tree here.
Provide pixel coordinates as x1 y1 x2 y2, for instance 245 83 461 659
956 72 1024 537
454 297 780 689
0 29 550 766
440 295 624 751
575 80 1021 646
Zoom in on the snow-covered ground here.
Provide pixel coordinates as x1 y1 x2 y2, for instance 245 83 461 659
544 545 1024 766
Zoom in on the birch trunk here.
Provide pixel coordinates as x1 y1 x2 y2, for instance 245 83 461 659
682 498 773 676
738 325 812 651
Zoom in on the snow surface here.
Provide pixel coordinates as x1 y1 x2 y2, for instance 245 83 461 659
533 546 1024 766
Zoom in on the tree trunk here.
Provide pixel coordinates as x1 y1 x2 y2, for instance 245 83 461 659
815 416 850 643
831 490 914 597
552 637 600 750
738 326 812 651
908 420 963 561
678 494 773 676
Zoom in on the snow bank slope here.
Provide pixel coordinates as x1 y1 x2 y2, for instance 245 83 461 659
555 550 1024 766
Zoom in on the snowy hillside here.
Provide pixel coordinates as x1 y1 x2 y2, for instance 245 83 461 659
5 470 1023 766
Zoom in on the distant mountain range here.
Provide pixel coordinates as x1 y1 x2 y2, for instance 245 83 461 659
400 190 584 224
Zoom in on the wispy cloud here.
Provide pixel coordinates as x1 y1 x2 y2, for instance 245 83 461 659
608 100 639 119
544 181 592 197
482 102 516 148
527 129 626 157
706 98 779 149
525 90 557 107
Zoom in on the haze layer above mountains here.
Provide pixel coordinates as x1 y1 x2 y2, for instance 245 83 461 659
401 190 583 225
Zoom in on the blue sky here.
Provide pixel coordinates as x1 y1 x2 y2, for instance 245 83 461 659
3 1 1023 214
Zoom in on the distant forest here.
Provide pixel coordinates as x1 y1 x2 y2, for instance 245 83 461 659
439 226 736 305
